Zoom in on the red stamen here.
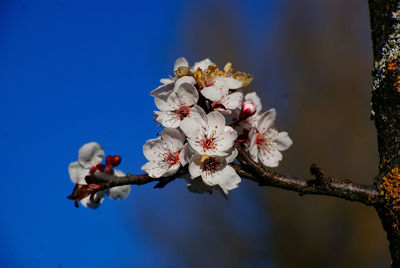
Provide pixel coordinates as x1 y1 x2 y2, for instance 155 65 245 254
200 137 215 151
175 105 191 120
164 152 180 166
255 133 267 148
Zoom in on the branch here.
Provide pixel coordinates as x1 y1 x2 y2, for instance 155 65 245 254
67 168 187 203
68 146 383 206
234 144 383 206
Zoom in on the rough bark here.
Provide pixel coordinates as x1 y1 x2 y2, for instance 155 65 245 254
369 0 400 266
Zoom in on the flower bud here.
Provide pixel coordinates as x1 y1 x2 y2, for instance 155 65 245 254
89 166 98 174
105 155 113 166
239 100 256 120
110 155 121 167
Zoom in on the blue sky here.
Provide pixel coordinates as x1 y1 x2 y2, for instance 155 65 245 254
0 1 280 267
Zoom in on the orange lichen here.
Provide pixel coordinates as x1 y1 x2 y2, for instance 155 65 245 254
388 61 397 71
379 167 400 210
395 74 400 93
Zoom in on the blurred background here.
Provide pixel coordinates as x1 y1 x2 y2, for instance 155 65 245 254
0 0 390 267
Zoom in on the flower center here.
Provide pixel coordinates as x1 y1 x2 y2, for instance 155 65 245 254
175 105 191 120
164 152 180 166
200 137 216 151
201 155 220 173
255 132 268 149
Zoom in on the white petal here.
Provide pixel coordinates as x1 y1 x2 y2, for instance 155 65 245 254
78 142 105 168
225 148 238 164
258 147 283 167
188 154 203 178
192 58 213 72
201 85 223 101
217 165 241 192
174 81 198 106
68 161 81 184
174 57 189 72
80 191 105 209
256 109 276 133
107 185 131 199
150 82 174 97
179 143 192 166
221 92 243 110
215 77 242 90
162 163 180 177
143 137 165 161
174 76 196 90
154 93 176 111
201 160 227 186
141 161 169 178
154 111 181 128
161 128 185 152
272 131 293 151
160 78 174 85
215 126 237 153
113 169 125 177
205 111 225 137
180 117 203 139
188 105 206 120
247 128 259 162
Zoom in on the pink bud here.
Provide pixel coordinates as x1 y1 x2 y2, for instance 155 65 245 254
240 100 256 120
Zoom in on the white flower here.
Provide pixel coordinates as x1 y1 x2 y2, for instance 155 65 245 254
192 58 243 103
211 89 243 114
68 142 131 209
174 57 190 78
247 109 293 167
150 57 191 97
142 128 188 178
180 111 238 156
154 76 205 128
201 77 242 102
188 149 240 194
192 58 214 72
150 79 174 98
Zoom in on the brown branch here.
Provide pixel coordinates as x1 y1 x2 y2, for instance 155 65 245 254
67 168 187 202
68 145 383 207
233 144 383 206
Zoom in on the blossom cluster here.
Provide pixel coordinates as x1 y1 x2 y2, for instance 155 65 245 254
68 142 131 208
142 57 293 194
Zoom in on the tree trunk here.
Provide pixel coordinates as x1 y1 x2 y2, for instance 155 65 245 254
369 0 400 266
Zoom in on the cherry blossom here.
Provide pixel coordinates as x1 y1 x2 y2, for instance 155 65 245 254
211 89 243 114
188 148 240 194
192 59 243 102
142 128 188 178
150 57 191 98
180 111 238 156
247 109 293 167
68 142 131 209
153 76 205 128
192 58 214 73
174 57 190 78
